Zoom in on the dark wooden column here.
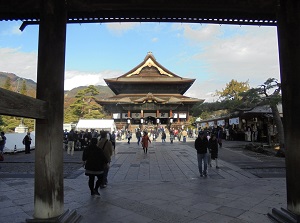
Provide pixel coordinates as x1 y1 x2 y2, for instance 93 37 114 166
277 0 300 216
34 0 67 219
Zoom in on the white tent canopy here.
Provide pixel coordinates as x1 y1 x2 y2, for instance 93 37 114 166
75 119 116 133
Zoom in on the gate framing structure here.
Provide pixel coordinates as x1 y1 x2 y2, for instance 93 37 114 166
0 1 299 222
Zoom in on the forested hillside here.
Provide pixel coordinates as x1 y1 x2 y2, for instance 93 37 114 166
0 72 115 132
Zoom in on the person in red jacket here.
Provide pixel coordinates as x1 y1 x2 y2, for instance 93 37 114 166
141 131 151 154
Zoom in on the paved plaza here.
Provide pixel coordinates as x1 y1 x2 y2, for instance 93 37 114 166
0 138 286 223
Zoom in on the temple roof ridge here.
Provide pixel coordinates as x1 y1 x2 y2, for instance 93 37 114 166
119 52 181 78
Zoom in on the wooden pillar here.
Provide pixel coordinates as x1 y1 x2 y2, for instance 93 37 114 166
141 109 144 118
277 0 300 216
169 110 173 118
34 0 67 219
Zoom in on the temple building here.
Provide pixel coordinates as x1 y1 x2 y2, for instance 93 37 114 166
97 52 204 129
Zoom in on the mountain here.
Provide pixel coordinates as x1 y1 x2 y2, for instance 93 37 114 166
0 72 115 104
0 72 36 96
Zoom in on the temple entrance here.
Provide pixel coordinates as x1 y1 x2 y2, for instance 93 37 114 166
145 116 156 125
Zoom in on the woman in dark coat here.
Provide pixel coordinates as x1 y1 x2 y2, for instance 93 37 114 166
208 134 219 169
23 132 32 154
82 138 108 196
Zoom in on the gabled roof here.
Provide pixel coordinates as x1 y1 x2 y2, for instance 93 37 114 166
104 52 196 95
120 52 180 78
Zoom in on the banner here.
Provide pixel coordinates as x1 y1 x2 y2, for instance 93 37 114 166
144 113 156 117
229 117 239 125
132 113 141 118
208 121 214 127
217 120 225 126
179 113 187 118
159 112 167 118
113 113 120 119
122 113 129 118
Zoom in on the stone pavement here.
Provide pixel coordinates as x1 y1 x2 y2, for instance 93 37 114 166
0 138 286 223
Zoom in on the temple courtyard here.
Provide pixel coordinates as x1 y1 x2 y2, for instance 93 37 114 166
0 138 286 223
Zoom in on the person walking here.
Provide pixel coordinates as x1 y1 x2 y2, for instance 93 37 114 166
127 131 132 144
110 131 116 154
23 132 32 154
161 131 166 143
182 129 188 142
217 126 223 147
97 131 113 188
67 129 75 155
141 131 151 154
0 131 6 154
170 130 175 144
82 138 108 196
194 131 209 177
136 129 142 146
208 134 220 169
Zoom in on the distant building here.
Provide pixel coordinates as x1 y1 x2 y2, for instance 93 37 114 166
96 52 203 129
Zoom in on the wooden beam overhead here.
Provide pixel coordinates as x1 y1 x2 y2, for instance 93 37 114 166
0 0 278 26
0 88 48 120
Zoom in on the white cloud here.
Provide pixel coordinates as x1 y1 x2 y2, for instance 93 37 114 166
106 22 140 35
152 37 158 42
0 47 122 90
0 25 22 36
181 25 280 100
0 48 37 81
173 24 221 42
64 70 120 90
185 79 223 102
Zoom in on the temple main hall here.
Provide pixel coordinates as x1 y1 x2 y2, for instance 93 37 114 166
97 52 203 129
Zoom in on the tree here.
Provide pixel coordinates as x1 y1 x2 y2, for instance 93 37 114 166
216 79 250 101
237 78 284 153
20 80 27 95
4 77 12 90
191 101 228 119
259 78 284 154
66 85 107 122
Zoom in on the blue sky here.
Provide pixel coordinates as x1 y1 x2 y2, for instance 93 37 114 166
0 21 280 102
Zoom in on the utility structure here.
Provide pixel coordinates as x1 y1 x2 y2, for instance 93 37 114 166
0 1 299 222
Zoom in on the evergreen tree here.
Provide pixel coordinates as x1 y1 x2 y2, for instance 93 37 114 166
4 77 12 90
20 80 27 95
66 85 107 122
